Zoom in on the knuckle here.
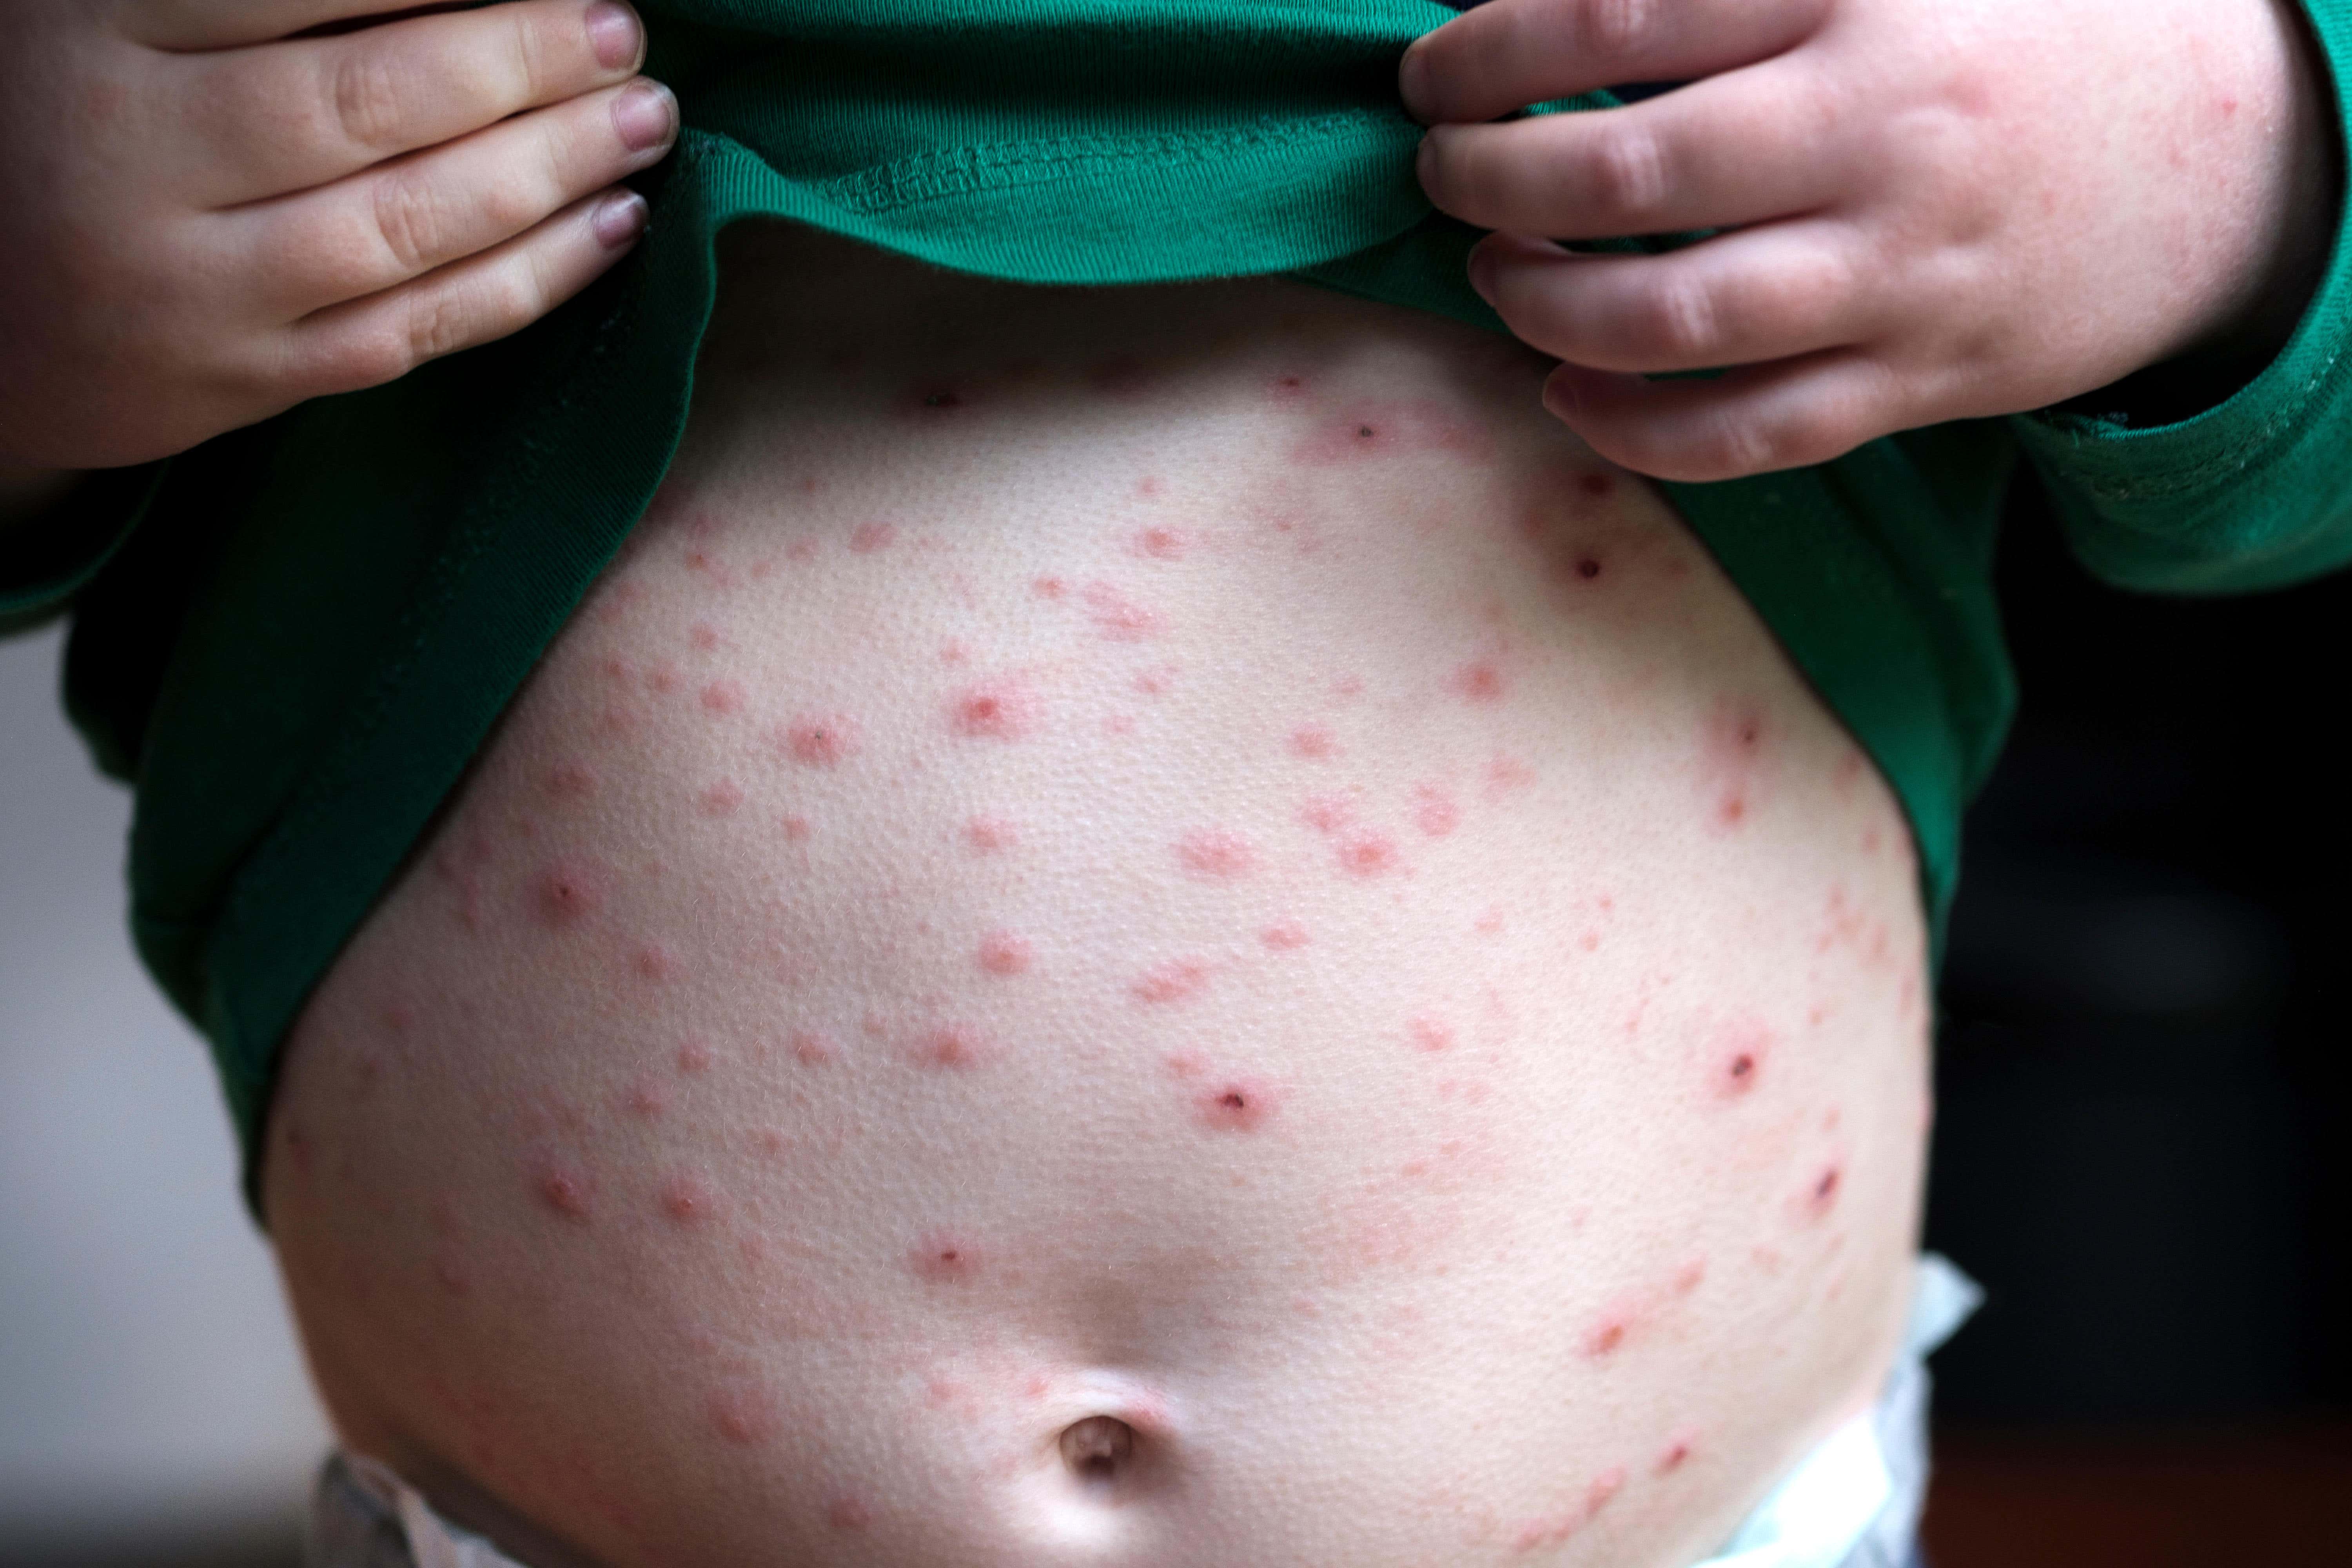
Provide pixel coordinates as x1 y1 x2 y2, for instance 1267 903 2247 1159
506 4 557 104
1579 0 1657 62
1586 124 1670 220
405 281 484 364
325 49 416 152
369 167 457 272
1635 274 1719 361
318 325 416 393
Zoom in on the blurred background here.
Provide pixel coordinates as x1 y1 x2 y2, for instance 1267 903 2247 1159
4 475 2351 1566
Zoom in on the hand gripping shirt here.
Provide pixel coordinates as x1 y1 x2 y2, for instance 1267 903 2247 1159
6 0 2352 1206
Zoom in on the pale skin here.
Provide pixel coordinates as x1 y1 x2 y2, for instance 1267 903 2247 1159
0 4 2340 1566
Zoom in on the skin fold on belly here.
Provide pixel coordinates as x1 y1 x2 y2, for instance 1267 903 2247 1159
264 225 1931 1568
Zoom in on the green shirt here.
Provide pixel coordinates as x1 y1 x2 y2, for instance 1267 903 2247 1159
7 0 2352 1202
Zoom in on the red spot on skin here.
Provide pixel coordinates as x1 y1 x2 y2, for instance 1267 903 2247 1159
1289 722 1339 760
533 1165 595 1221
782 714 861 767
624 1079 668 1119
689 621 722 652
1657 1427 1701 1475
1485 753 1537 799
1581 472 1616 499
964 815 1016 853
1133 665 1177 697
1408 1015 1455 1053
698 779 745 817
978 929 1033 976
1584 1317 1630 1357
1289 399 1495 465
848 521 897 554
1805 1163 1844 1220
544 761 598 801
1702 700 1769 831
1299 791 1358 834
1476 906 1505 936
660 1174 717 1226
708 1385 780 1446
1587 1466 1627 1517
915 1024 994 1069
1132 524 1186 559
785 539 818 564
790 1029 838 1066
940 639 970 666
1715 1018 1773 1098
1452 661 1506 703
646 663 681 695
1031 575 1067 600
1135 475 1167 501
1260 919 1310 951
950 677 1039 740
675 1039 713 1074
1082 581 1165 642
1270 373 1309 400
1178 827 1257 879
1336 830 1400 878
824 1495 873 1531
1675 1258 1709 1295
532 862 605 928
1412 784 1460 837
1132 956 1212 1005
1571 554 1604 581
782 814 813 842
633 943 679 983
910 1232 981 1282
1195 1078 1278 1132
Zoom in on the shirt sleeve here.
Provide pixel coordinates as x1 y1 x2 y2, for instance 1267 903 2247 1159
2008 0 2352 595
0 464 166 636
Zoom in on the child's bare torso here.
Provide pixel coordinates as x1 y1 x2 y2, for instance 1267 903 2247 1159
264 225 1929 1568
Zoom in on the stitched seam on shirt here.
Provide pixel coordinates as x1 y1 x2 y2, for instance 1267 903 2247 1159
813 111 1400 214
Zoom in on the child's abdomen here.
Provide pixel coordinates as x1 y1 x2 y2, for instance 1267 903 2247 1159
265 225 1930 1568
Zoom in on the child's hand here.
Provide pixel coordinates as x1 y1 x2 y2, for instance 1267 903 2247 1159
0 1 677 470
1404 0 2339 481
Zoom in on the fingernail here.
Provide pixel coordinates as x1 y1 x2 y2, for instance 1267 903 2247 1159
586 2 642 71
593 189 650 249
1466 244 1497 307
1399 42 1434 122
613 80 676 154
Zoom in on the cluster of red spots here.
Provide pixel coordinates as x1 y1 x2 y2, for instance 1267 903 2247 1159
1289 398 1495 465
1131 956 1212 1006
1336 829 1401 878
964 815 1016 854
782 814 814 843
699 678 745 715
1082 581 1165 641
1289 722 1339 760
707 1384 780 1447
659 1174 717 1227
1412 783 1461 838
915 1024 993 1070
949 677 1038 740
1131 524 1186 559
780 713 862 766
1260 919 1311 952
632 943 679 983
1701 700 1769 830
910 1232 981 1283
824 1495 873 1532
1408 1015 1456 1053
544 760 598 801
532 861 605 928
1452 660 1507 703
1178 826 1256 879
789 1029 839 1066
977 929 1033 976
848 521 897 554
697 779 745 817
532 1163 596 1221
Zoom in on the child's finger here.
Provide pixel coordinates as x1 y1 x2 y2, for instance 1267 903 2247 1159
1470 223 1873 376
1539 351 1908 482
285 187 648 399
1401 0 1830 126
132 0 512 52
240 78 675 317
174 0 647 206
1419 62 1842 240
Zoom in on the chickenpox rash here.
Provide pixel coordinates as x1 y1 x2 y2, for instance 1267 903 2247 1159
1582 1312 1633 1359
782 814 813 843
949 677 1040 740
1714 1018 1774 1098
1451 660 1506 703
1289 722 1339 760
780 713 862 767
698 779 745 817
1485 753 1537 799
1288 398 1495 466
1802 1162 1846 1221
790 1030 840 1066
1131 956 1212 1005
785 539 818 564
688 621 724 653
1701 700 1769 830
824 1495 873 1532
1082 581 1165 641
675 1039 714 1074
910 1232 982 1283
543 760 597 802
699 678 747 715
914 1024 995 1069
1336 829 1401 878
1183 1071 1279 1132
1408 1015 1455 1053
1031 575 1067 600
978 930 1033 976
1299 790 1361 835
964 815 1016 853
1412 784 1461 837
660 1174 718 1227
623 1078 668 1119
1260 919 1311 951
848 521 897 554
1131 523 1186 559
707 1385 781 1447
1656 1428 1701 1475
1178 827 1256 879
531 861 606 928
632 943 679 984
532 1164 596 1221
